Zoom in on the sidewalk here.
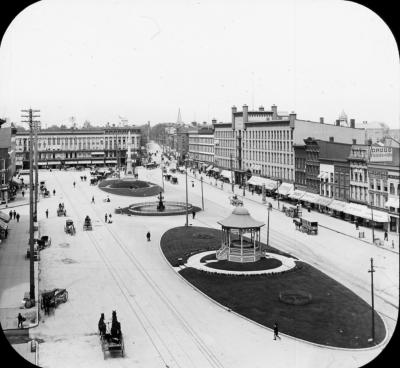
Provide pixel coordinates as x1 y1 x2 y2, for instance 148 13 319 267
0 210 39 331
188 171 399 254
0 191 29 210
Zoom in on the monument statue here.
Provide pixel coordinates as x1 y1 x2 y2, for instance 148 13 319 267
157 191 165 211
125 131 134 177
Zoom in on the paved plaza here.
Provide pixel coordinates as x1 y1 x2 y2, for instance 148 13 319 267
0 143 397 368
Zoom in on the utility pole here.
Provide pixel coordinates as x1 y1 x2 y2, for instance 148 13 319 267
200 176 204 210
230 152 234 193
242 176 246 197
185 159 189 226
34 120 40 221
368 258 375 343
370 201 375 243
21 108 40 303
267 202 272 248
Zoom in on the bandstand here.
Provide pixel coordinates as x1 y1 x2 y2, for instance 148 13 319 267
216 207 265 263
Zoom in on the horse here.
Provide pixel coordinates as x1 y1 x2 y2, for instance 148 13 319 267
110 310 121 340
98 313 106 336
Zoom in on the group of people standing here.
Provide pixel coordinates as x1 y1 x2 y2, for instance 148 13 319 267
9 210 20 222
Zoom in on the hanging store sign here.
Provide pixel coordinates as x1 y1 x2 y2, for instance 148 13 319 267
370 147 392 162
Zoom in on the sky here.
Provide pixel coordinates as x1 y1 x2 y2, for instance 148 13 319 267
0 0 399 129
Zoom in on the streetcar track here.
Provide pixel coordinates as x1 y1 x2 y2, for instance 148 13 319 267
56 172 225 368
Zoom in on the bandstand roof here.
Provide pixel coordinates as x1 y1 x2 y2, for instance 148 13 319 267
218 207 265 229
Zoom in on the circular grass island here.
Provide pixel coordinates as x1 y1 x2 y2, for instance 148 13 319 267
98 178 162 197
160 226 386 349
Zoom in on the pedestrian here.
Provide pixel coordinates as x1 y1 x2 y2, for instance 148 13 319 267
192 181 194 188
146 231 151 241
384 231 388 241
9 210 12 220
22 189 25 197
92 196 95 204
355 222 359 230
16 213 20 222
13 210 16 219
252 189 254 195
4 228 8 238
17 313 24 328
273 322 281 340
105 213 108 222
73 181 76 188
53 189 56 196
392 240 395 249
192 210 196 219
45 209 49 218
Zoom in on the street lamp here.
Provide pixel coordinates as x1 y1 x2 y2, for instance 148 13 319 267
370 201 375 243
368 258 375 343
266 202 272 248
185 159 189 226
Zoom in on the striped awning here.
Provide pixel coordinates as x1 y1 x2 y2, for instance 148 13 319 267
288 190 306 200
300 192 321 204
0 219 8 230
328 200 348 212
0 211 10 223
317 196 333 207
277 182 294 196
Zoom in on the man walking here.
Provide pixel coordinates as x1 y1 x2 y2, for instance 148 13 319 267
108 213 112 223
45 209 49 218
91 196 95 204
22 190 25 197
73 181 76 188
273 322 281 340
53 189 56 196
384 231 388 241
105 213 108 223
9 210 12 220
16 213 20 222
17 313 24 328
146 231 151 241
13 210 16 219
192 210 196 219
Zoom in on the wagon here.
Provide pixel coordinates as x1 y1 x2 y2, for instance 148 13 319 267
100 330 125 359
229 195 243 206
40 288 68 313
43 189 50 197
294 218 318 235
83 216 92 231
64 219 76 235
90 178 98 185
171 176 178 184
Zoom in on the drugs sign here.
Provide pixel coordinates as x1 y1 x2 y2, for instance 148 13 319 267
370 147 392 162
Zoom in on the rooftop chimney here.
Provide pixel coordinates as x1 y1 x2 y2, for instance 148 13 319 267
350 119 355 128
232 105 237 129
212 118 217 125
289 111 297 126
271 105 277 120
320 117 324 124
243 104 248 123
259 106 264 111
335 119 340 126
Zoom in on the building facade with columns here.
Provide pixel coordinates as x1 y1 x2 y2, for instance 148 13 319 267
348 144 371 205
15 126 141 169
214 104 366 186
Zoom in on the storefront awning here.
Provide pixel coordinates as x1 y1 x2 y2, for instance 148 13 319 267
205 165 213 172
316 196 333 207
370 209 389 223
0 211 10 223
277 182 294 196
65 161 78 164
92 160 105 163
288 189 305 200
38 162 48 165
220 170 233 180
247 176 278 190
212 167 220 173
91 152 105 155
79 160 92 164
328 200 348 212
385 197 399 209
300 192 321 204
0 219 8 230
48 161 61 165
343 203 370 219
105 160 117 164
317 172 329 179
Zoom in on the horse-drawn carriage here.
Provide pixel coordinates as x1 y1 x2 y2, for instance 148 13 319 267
229 195 243 207
293 218 318 235
43 189 50 197
57 203 67 216
99 311 124 359
83 216 92 231
40 288 68 314
90 177 98 185
64 219 76 235
171 176 178 184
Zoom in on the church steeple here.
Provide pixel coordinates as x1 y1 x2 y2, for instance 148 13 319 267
176 108 183 124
